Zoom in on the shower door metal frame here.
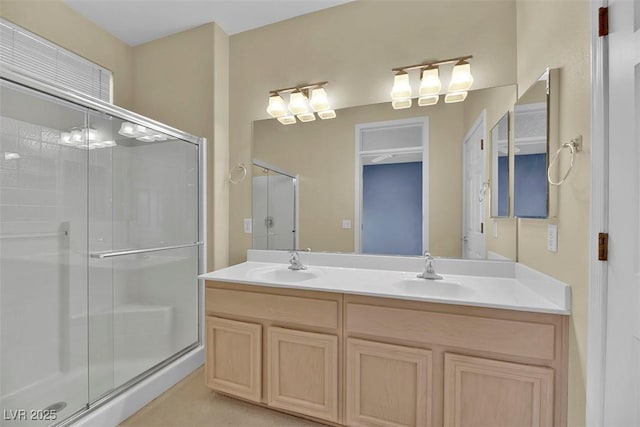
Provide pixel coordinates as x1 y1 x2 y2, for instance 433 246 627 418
0 68 206 426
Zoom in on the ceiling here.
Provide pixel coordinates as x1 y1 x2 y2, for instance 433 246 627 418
63 0 351 46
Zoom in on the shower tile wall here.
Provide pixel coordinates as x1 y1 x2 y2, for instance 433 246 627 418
0 113 89 413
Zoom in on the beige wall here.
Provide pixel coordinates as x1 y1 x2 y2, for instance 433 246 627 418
131 23 230 270
516 1 591 426
0 0 134 108
254 100 465 257
230 0 518 264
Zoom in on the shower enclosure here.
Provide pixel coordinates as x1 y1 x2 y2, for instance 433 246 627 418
0 72 203 426
251 161 296 250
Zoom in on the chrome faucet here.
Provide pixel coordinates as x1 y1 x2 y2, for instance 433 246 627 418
417 251 443 280
288 250 307 271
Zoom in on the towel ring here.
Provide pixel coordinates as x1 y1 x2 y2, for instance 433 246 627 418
547 137 582 186
229 163 247 184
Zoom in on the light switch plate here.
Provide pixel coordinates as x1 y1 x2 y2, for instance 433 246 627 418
493 221 498 238
243 218 252 234
547 224 558 252
342 219 352 229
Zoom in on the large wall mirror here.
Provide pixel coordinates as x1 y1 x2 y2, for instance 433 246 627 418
252 84 518 260
513 69 558 218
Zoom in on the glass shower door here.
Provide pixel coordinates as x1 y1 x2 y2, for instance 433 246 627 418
87 112 199 401
0 81 89 425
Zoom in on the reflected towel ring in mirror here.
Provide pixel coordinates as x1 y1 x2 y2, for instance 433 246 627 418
548 136 582 186
229 163 247 184
479 181 490 203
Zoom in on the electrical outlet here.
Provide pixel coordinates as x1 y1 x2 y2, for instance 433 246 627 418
243 218 252 234
547 224 558 252
342 219 352 229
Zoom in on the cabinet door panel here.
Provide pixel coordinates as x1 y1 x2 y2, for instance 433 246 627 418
267 327 339 422
205 316 262 402
444 353 554 427
346 338 432 427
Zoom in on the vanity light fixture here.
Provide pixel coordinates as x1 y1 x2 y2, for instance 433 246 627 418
390 55 473 109
266 81 336 125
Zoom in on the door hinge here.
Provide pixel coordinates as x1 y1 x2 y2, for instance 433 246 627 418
480 222 484 234
480 139 484 150
598 232 609 261
599 7 609 37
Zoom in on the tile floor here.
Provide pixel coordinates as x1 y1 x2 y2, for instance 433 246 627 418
119 367 324 427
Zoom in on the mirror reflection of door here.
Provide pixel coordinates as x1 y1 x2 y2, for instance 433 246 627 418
251 163 296 250
462 113 486 259
356 118 428 256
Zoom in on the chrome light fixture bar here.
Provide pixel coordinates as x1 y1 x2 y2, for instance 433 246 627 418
266 81 336 125
390 55 473 109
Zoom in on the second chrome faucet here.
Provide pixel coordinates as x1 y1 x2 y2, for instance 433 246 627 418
417 251 443 280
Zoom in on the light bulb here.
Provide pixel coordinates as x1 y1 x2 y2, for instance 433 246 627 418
60 132 72 144
448 60 473 92
419 67 441 96
119 122 135 137
317 109 336 120
444 91 468 103
296 112 316 123
86 128 98 142
309 88 330 112
266 94 287 118
289 91 309 115
277 115 297 125
392 98 412 110
390 71 412 101
71 129 83 143
418 95 439 106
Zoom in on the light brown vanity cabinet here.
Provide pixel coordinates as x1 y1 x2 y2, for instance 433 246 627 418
205 281 343 424
204 281 568 427
344 295 567 427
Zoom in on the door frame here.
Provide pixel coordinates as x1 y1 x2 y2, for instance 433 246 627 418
462 110 487 259
585 0 609 425
354 117 429 254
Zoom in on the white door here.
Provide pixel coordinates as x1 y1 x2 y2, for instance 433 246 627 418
604 0 640 425
462 113 486 259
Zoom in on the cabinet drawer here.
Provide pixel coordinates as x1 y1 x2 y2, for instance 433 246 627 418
206 287 339 330
346 303 556 360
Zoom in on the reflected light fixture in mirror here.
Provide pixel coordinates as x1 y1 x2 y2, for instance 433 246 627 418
266 81 336 125
391 55 473 109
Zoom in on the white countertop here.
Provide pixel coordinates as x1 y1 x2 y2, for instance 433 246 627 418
199 254 571 315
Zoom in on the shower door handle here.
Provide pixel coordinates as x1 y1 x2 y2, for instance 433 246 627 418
90 242 202 259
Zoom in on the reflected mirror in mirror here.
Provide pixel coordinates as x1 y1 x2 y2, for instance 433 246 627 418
251 162 297 251
491 112 510 217
252 84 517 260
513 70 549 218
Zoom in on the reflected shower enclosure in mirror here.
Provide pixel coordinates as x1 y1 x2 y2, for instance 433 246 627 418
251 161 297 251
513 69 554 218
252 84 518 260
491 112 510 217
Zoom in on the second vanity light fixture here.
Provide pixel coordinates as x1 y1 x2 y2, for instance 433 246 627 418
266 81 336 125
390 55 473 109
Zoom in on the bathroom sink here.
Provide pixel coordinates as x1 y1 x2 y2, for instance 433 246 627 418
247 266 319 283
393 278 474 299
